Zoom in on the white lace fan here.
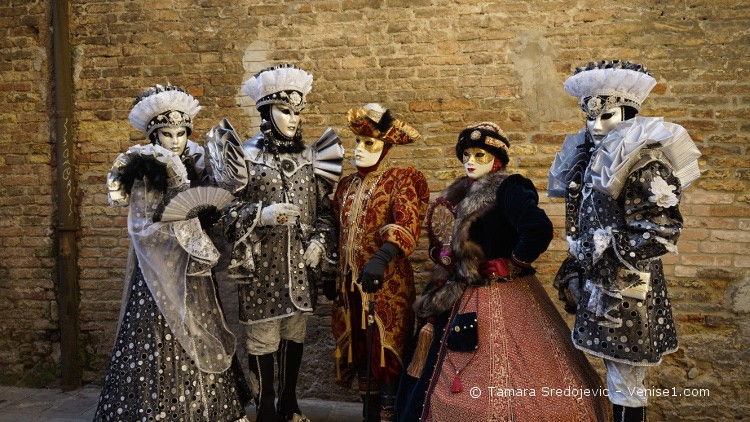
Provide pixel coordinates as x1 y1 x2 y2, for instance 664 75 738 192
160 186 234 222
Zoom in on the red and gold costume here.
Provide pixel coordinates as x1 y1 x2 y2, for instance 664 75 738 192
333 160 429 381
331 104 429 422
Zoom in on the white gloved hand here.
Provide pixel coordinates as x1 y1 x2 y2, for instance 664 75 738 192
260 203 301 226
303 241 324 268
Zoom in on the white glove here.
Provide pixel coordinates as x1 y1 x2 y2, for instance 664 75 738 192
303 241 324 268
260 203 301 226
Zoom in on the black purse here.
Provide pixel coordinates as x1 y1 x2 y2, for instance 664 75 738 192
445 287 478 352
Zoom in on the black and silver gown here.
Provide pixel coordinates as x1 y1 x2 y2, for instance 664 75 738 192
95 142 249 422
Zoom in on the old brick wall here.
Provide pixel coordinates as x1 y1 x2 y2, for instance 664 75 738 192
0 1 60 386
2 0 749 419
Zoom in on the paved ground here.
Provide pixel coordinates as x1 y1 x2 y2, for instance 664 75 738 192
0 386 363 422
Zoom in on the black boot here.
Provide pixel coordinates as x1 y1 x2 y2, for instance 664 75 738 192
379 383 396 422
624 406 646 422
232 354 253 408
613 404 647 422
249 353 276 422
359 375 381 422
276 339 307 421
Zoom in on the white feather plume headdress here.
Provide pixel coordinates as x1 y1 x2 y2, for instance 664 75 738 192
564 60 657 119
241 64 313 113
129 85 201 138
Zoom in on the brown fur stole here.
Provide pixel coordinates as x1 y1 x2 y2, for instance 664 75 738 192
416 171 508 318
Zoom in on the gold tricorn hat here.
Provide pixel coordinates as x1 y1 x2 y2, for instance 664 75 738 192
347 103 420 145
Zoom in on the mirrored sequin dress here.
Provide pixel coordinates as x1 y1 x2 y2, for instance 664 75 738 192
93 265 248 422
95 170 249 422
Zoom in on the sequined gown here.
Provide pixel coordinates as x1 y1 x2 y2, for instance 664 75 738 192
95 145 249 422
93 265 248 422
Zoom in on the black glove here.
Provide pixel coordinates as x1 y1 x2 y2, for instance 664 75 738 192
196 206 221 230
358 242 400 293
323 279 338 301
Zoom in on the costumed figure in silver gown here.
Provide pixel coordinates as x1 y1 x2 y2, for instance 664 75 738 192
96 84 250 422
206 64 344 422
548 61 702 422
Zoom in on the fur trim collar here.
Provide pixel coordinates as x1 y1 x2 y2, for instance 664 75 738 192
417 170 508 318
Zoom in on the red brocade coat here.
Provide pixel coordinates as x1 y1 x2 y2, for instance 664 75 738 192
332 159 430 384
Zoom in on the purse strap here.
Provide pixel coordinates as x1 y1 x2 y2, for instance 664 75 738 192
457 285 478 314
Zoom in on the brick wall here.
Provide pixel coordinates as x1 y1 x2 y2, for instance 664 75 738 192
0 1 60 386
2 0 749 419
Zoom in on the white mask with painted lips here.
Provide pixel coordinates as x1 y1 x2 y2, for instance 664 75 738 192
271 104 300 139
462 147 495 180
156 127 188 155
586 106 624 145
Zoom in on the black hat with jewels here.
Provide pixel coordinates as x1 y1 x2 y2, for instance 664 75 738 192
455 122 510 166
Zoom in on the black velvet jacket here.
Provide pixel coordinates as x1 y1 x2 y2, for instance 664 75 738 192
417 171 553 318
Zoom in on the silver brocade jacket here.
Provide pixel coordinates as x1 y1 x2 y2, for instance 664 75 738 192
548 117 701 365
211 129 341 325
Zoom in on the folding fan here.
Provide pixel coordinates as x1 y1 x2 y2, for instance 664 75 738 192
426 198 456 266
159 186 234 222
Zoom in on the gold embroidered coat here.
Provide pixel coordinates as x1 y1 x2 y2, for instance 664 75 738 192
332 160 429 383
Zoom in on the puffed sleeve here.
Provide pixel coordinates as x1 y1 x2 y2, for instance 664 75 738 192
497 174 553 266
613 160 683 266
379 167 431 257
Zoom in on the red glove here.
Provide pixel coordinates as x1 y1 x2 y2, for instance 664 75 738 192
481 258 524 280
479 258 511 278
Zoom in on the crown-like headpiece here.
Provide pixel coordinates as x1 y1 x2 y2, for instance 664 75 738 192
128 85 201 138
564 60 656 119
347 103 420 145
241 64 313 113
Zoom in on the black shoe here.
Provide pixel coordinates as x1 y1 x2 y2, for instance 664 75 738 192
613 404 647 422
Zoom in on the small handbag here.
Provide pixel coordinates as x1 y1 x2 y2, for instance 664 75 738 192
445 288 478 352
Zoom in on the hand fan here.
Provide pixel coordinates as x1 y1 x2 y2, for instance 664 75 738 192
426 198 456 266
159 186 234 222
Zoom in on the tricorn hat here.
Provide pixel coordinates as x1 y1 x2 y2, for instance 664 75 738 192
347 103 421 145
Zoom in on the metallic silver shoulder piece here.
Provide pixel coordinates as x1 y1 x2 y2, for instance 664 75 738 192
587 117 700 198
547 130 587 198
205 118 248 195
311 127 344 185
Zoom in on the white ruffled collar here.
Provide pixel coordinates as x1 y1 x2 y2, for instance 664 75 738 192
549 117 701 199
585 117 701 197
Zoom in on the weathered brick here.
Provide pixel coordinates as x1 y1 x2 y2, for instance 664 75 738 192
1 1 748 414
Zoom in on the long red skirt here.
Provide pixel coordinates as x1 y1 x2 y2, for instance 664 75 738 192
423 275 609 422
